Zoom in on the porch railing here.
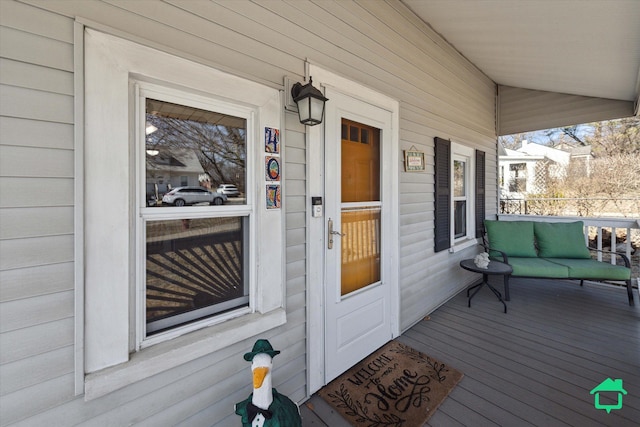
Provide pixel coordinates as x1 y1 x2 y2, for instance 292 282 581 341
499 197 639 217
498 214 639 286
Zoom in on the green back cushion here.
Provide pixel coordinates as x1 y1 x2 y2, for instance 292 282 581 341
484 220 537 257
534 221 591 258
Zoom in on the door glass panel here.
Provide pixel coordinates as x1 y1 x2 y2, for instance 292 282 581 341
340 119 381 296
341 207 381 295
342 119 380 203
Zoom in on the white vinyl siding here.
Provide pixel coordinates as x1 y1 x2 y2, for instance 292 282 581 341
0 1 76 424
2 0 496 424
498 85 635 136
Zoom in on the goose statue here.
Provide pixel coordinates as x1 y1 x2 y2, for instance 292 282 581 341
235 339 302 427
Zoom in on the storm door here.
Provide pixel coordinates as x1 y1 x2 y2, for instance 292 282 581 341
323 89 393 382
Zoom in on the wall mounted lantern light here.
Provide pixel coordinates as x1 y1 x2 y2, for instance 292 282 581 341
291 77 328 126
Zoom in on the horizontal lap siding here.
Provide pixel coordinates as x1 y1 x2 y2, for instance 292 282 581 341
0 1 78 424
371 2 497 331
3 0 496 424
498 85 635 135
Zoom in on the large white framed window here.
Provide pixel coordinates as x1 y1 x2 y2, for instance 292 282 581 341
135 83 256 347
83 29 284 399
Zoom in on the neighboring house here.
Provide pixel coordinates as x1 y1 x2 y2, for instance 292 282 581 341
499 140 594 197
146 148 207 198
0 1 634 425
147 148 205 188
499 143 546 196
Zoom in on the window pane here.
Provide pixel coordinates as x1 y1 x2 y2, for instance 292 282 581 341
509 163 527 192
454 200 467 238
361 128 369 144
145 217 248 335
350 125 359 142
145 99 247 206
454 160 466 197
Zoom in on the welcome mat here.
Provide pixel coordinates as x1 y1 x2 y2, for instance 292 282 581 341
318 340 463 426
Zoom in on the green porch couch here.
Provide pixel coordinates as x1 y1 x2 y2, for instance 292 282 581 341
483 220 634 306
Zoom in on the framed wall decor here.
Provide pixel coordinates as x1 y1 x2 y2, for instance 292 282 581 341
404 146 425 172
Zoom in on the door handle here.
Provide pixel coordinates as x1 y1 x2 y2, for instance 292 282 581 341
328 218 345 250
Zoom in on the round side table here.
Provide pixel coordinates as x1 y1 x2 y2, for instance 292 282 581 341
460 259 512 313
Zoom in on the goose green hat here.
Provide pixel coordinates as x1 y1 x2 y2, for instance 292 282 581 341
243 339 280 361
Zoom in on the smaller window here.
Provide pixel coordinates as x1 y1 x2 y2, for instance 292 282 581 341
451 144 475 245
509 163 527 192
453 159 467 239
433 137 484 253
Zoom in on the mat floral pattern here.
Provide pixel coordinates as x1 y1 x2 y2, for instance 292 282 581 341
318 340 463 426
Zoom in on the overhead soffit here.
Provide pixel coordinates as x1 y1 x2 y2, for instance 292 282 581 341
401 0 640 102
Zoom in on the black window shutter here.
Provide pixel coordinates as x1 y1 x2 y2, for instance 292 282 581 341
434 137 451 252
475 149 486 238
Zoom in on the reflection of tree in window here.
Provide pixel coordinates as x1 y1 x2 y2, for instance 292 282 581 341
145 99 246 192
454 160 465 197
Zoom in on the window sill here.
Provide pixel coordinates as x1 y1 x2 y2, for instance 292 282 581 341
449 238 479 253
84 308 286 401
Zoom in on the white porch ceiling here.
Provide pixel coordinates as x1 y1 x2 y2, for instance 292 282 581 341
402 0 640 102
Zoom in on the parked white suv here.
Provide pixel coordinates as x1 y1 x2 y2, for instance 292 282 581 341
217 184 241 197
162 186 227 206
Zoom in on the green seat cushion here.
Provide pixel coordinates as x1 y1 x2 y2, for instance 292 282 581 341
546 258 631 280
485 220 537 258
494 257 569 278
534 221 591 259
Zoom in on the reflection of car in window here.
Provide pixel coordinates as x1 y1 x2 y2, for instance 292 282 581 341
217 184 241 197
161 186 227 206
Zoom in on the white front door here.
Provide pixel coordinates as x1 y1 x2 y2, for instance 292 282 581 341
323 88 394 382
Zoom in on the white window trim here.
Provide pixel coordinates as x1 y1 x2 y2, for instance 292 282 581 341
83 29 285 400
449 142 476 252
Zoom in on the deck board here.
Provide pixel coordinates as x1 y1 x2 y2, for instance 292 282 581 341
301 278 639 426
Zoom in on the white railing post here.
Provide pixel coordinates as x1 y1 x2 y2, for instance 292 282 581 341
611 227 617 265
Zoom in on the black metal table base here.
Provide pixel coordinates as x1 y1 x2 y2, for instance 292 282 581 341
467 274 507 313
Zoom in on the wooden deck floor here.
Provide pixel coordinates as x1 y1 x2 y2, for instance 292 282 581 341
301 278 640 426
